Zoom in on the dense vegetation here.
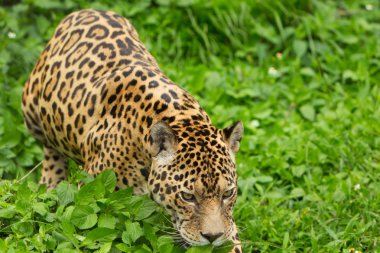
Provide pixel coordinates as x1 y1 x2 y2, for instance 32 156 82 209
1 0 379 252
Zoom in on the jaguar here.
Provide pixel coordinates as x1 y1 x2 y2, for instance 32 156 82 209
22 9 243 252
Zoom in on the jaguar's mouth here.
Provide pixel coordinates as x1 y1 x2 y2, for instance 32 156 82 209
175 229 212 248
176 235 226 248
176 238 191 248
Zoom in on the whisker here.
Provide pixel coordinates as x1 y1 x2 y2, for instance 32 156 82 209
158 212 174 225
167 234 181 238
159 226 176 230
236 225 248 231
159 227 177 231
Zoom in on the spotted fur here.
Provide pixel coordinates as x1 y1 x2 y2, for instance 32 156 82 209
22 9 243 252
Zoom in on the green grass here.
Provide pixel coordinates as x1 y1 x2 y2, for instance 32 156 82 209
1 0 380 252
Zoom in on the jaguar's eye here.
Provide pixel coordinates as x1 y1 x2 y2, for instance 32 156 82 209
181 192 196 202
222 189 234 199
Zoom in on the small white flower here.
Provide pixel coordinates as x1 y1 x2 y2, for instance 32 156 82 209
7 32 16 39
249 120 260 129
268 67 278 77
365 4 373 11
354 184 361 191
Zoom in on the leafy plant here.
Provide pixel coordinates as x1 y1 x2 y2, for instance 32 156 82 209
0 170 233 252
0 0 379 252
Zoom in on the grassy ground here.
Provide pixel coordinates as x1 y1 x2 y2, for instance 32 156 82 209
0 0 380 252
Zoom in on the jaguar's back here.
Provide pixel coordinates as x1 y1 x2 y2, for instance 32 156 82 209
22 9 160 163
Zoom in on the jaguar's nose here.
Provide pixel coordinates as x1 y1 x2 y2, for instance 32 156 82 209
201 232 223 243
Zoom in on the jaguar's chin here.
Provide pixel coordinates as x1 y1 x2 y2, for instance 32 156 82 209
176 238 191 248
175 231 210 248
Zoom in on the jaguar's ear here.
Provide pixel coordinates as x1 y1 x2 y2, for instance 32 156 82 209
150 121 177 162
223 121 244 154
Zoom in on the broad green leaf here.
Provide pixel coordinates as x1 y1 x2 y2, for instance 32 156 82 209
254 176 273 183
176 0 196 7
338 34 359 45
55 242 79 253
97 169 117 193
226 87 260 99
17 181 31 201
70 205 98 229
333 190 346 202
94 242 112 253
75 179 105 205
186 245 213 253
157 235 173 253
115 243 131 252
137 244 153 253
265 190 285 200
33 202 48 216
56 181 77 206
46 234 57 250
12 221 34 236
253 109 272 119
108 187 133 202
62 206 75 222
143 223 158 250
122 221 144 245
98 213 117 229
0 206 16 218
32 0 65 9
342 70 358 81
0 111 21 148
290 188 305 198
299 104 315 121
155 0 170 5
83 227 117 244
213 241 234 253
135 198 157 220
282 231 290 249
291 165 306 177
300 67 315 77
61 221 78 245
293 39 307 58
15 199 29 215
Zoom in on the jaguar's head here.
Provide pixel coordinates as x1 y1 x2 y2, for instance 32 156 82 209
148 120 243 247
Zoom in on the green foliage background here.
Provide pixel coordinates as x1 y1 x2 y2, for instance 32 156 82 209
0 0 380 252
